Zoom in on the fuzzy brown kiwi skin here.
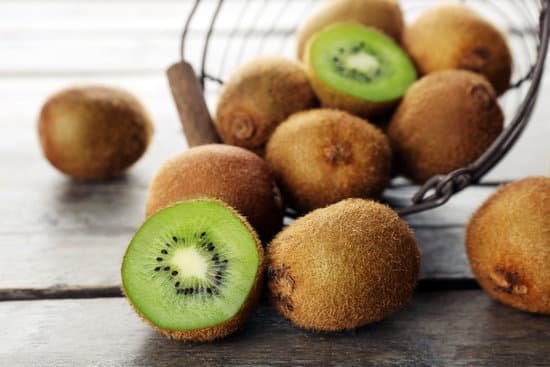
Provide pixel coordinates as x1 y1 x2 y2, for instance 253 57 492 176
387 70 503 184
403 3 512 96
296 0 404 60
267 198 420 331
265 109 392 213
146 144 284 241
38 85 153 180
122 198 265 341
466 177 550 314
214 57 317 153
304 25 399 118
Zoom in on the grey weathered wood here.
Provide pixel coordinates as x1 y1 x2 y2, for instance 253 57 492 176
1 292 549 366
0 175 492 294
0 224 473 296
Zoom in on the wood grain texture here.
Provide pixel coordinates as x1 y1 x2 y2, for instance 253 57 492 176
1 292 549 366
0 224 474 296
0 176 494 293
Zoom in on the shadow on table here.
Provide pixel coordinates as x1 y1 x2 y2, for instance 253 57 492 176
131 305 435 367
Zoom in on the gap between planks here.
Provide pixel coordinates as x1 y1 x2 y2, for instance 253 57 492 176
0 278 481 302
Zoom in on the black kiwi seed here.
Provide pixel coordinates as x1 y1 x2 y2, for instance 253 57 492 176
154 267 161 272
207 288 212 294
212 255 219 262
175 282 180 287
156 257 163 262
189 288 194 295
172 236 177 242
171 271 178 276
164 266 170 271
161 249 168 255
165 243 170 247
207 244 215 251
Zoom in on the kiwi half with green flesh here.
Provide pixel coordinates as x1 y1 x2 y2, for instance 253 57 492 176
122 199 264 341
403 3 512 95
296 0 404 60
38 85 153 180
215 57 316 153
466 177 550 314
146 144 283 241
387 70 504 184
267 198 420 331
265 109 392 213
305 22 417 117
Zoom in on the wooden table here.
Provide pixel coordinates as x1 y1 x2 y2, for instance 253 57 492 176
1 1 549 366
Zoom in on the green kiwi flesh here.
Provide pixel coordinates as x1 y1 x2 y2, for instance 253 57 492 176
122 199 262 340
308 23 417 103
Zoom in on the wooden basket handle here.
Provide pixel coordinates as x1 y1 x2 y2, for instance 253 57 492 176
166 61 220 147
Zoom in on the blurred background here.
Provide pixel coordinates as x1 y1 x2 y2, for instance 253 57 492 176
1 0 548 189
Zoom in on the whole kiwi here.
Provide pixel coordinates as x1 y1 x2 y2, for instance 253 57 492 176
214 57 316 153
387 70 504 184
267 198 420 331
265 109 392 212
403 3 512 95
38 85 153 180
466 177 550 314
296 0 404 60
146 144 283 240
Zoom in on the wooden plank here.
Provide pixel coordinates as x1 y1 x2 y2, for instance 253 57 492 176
0 129 495 293
0 291 548 366
0 224 474 293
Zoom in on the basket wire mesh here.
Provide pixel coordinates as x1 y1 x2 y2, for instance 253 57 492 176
176 0 550 216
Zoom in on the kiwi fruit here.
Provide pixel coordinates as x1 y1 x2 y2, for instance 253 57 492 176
146 144 283 240
387 70 504 184
267 198 420 331
265 109 392 212
214 57 317 153
122 199 264 341
403 3 512 95
296 0 404 60
466 177 550 314
305 22 417 117
38 85 153 180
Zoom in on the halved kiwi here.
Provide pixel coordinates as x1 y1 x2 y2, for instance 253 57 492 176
305 22 417 117
296 0 405 60
122 199 264 341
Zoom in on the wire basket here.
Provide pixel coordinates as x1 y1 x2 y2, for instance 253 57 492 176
167 0 550 216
